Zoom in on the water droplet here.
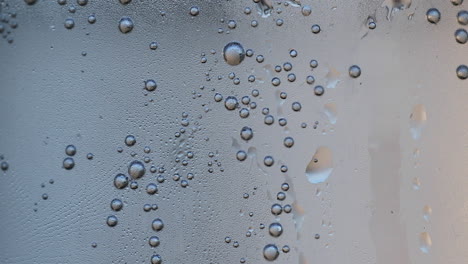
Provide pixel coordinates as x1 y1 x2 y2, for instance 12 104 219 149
263 244 279 261
269 223 283 237
223 42 245 66
225 96 238 110
419 232 432 253
305 147 333 184
426 8 441 24
149 236 160 247
107 215 118 227
111 199 123 211
128 160 145 179
348 65 361 78
63 157 75 170
119 17 134 33
152 218 164 231
455 29 467 44
457 65 468 80
64 18 75 29
114 174 129 189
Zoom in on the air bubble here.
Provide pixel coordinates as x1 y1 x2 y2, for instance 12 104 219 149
107 215 118 227
302 5 312 16
264 115 274 125
263 244 279 261
65 145 76 156
256 55 264 63
225 96 238 110
289 49 297 57
189 6 200 16
88 15 96 24
271 204 282 215
349 65 361 78
64 18 75 29
283 137 294 148
149 236 160 247
426 8 441 24
152 218 164 231
283 204 292 213
111 199 123 211
149 42 158 50
223 42 245 66
228 20 237 29
63 158 75 170
128 161 145 179
264 156 274 166
287 73 296 82
114 174 129 189
239 108 250 118
282 245 290 253
119 17 134 33
125 135 136 146
151 254 162 264
240 127 253 141
1 161 9 171
236 150 247 161
277 192 286 200
24 0 37 5
281 183 289 191
311 24 321 34
269 223 283 237
456 65 468 79
457 10 468 25
451 0 463 6
455 29 467 44
145 80 157 91
271 77 281 86
77 0 87 6
146 183 158 195
314 85 324 96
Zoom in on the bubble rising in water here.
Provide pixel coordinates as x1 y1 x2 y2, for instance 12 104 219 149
151 254 162 264
223 42 245 66
456 65 468 80
349 65 361 78
145 80 157 91
457 10 468 25
114 174 129 189
149 236 160 247
119 17 134 33
152 218 164 231
269 223 283 237
224 96 238 110
64 18 75 29
125 135 136 146
263 244 280 261
63 157 75 170
301 5 311 16
455 29 467 44
240 126 253 141
0 161 8 171
451 0 463 5
189 6 200 16
65 145 76 156
110 199 123 211
106 215 118 227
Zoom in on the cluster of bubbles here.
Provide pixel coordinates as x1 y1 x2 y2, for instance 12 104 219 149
0 0 19 43
263 182 292 261
426 6 467 79
63 144 76 170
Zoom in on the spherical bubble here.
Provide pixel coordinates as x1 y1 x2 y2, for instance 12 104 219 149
276 19 283 26
88 15 96 24
225 236 232 243
146 183 158 195
128 160 145 179
149 41 158 50
284 204 292 213
149 236 160 247
279 118 287 126
311 24 321 33
277 192 286 200
451 0 463 5
143 204 151 212
275 65 282 72
283 62 292 71
228 20 237 29
214 93 223 102
65 145 76 156
120 0 131 4
271 204 283 215
302 5 312 16
256 55 264 63
349 65 361 78
63 157 75 170
24 0 37 5
306 75 315 85
292 102 302 111
152 218 164 231
119 17 134 33
310 59 318 68
269 223 283 237
64 18 75 29
1 161 8 171
457 10 468 25
223 42 245 66
283 137 294 148
289 49 297 57
280 165 288 172
368 21 376 29
110 199 123 211
114 174 129 189
280 92 287 99
281 182 289 191
145 80 157 91
456 65 468 80
271 77 281 86
236 150 247 161
314 85 324 96
287 73 296 82
240 126 253 141
106 215 118 227
282 245 290 253
264 115 274 125
189 6 200 16
263 244 279 261
151 254 162 264
239 108 250 118
58 0 66 5
426 8 441 24
77 0 88 6
224 96 238 110
130 181 138 189
42 193 48 200
264 156 274 166
455 28 468 44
